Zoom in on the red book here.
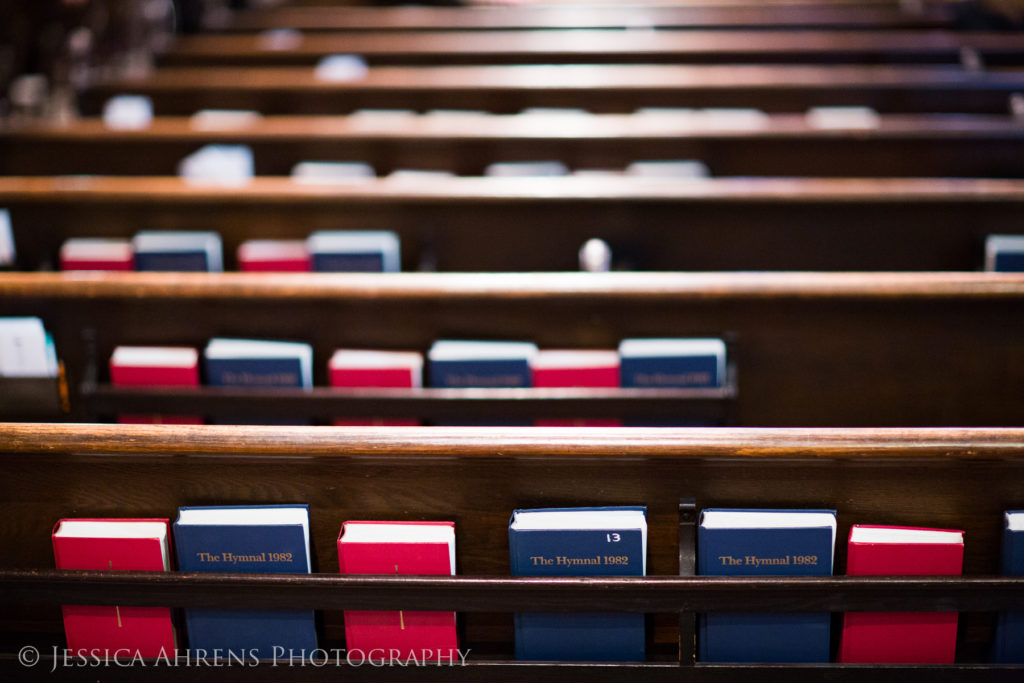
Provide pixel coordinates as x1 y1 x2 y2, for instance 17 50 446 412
59 238 134 271
329 349 422 426
110 346 203 425
839 525 965 663
237 239 310 272
52 518 176 658
338 521 458 662
531 349 621 427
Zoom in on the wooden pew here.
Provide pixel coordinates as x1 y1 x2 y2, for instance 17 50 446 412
223 4 958 32
4 113 1024 178
2 423 1024 679
80 64 1024 115
161 30 1024 67
2 176 1024 272
0 271 1022 427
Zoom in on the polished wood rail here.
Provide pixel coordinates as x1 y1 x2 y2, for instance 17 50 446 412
162 30 1024 67
80 64 1024 115
2 425 1024 678
224 4 957 31
5 113 1024 178
0 271 1022 427
3 176 1024 271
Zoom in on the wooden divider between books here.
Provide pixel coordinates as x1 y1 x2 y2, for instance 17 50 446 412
2 424 1024 680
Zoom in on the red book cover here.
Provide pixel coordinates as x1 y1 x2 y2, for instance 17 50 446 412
329 350 422 427
531 349 621 427
838 524 964 663
110 346 202 425
338 521 458 662
237 240 310 272
59 239 134 271
52 518 176 658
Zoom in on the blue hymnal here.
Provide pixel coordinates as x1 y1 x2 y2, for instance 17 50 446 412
132 231 223 272
985 235 1024 272
994 511 1024 662
306 230 400 272
697 508 836 663
509 506 647 662
619 338 725 388
428 340 536 389
174 504 317 659
204 338 313 390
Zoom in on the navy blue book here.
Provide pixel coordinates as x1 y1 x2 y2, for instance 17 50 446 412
174 504 317 659
203 338 313 425
698 509 836 663
132 231 223 272
509 506 647 662
306 230 400 272
428 341 537 389
994 511 1024 662
619 338 725 388
985 236 1024 272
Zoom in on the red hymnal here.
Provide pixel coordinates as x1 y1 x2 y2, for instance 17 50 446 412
53 518 176 658
531 349 621 426
59 238 135 271
839 525 964 663
329 349 422 426
237 239 310 272
338 521 457 661
110 346 202 424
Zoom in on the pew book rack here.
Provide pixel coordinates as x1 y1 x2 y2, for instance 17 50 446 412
2 424 1024 680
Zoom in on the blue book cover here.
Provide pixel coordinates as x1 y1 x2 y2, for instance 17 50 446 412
697 508 836 663
509 506 646 662
619 338 725 389
204 339 313 390
994 511 1024 662
428 341 536 388
986 236 1024 272
132 231 223 272
994 253 1024 272
174 504 317 659
307 230 400 272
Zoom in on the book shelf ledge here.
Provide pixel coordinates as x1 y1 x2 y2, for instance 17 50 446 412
80 380 736 421
4 570 1024 612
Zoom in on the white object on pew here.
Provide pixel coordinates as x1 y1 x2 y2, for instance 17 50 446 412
518 108 591 118
0 209 13 267
626 160 710 180
484 161 570 177
256 29 303 51
579 238 612 273
1010 93 1024 122
190 110 262 131
291 162 375 185
314 54 368 82
697 109 770 131
178 145 254 187
805 107 881 131
102 95 153 131
0 317 53 378
386 169 456 182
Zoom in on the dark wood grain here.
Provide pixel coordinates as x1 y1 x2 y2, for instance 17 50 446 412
80 64 1024 114
163 30 1024 67
2 271 1024 427
5 114 1024 178
5 177 1024 272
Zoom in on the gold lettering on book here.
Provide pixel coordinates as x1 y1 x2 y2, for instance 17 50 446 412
717 555 818 567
